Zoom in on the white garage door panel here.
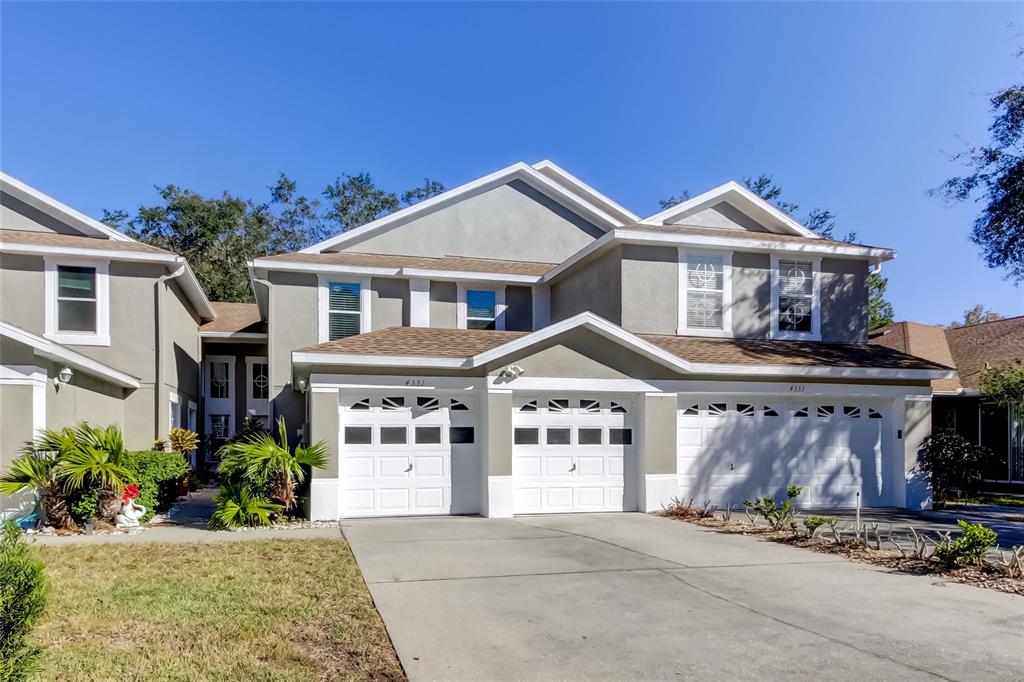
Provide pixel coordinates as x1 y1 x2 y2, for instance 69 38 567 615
339 392 479 518
513 395 636 514
677 399 892 507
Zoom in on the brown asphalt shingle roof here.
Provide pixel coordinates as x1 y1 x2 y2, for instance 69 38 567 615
0 228 173 254
870 317 1024 391
296 326 951 371
259 251 556 276
621 223 889 251
200 302 267 335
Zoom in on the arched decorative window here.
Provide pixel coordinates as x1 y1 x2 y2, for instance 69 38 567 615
736 403 755 417
610 401 628 414
450 398 470 411
350 398 370 411
547 399 570 413
680 404 699 416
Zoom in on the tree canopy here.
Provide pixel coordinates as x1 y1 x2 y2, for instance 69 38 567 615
104 173 445 302
948 304 1005 329
659 175 895 329
936 75 1024 282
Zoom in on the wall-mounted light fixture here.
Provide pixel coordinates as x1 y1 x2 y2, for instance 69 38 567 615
498 364 525 381
297 377 308 393
54 366 73 389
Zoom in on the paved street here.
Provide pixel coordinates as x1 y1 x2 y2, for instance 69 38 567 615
344 513 1023 681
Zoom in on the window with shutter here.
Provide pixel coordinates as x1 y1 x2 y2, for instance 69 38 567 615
777 259 813 333
328 281 362 340
686 255 724 330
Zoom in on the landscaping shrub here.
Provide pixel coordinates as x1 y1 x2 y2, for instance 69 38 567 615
209 484 282 529
803 515 836 536
744 484 803 530
917 431 995 500
934 520 998 568
0 522 47 682
168 427 199 455
126 450 189 522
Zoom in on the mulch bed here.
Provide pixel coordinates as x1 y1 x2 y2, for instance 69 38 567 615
658 507 1024 597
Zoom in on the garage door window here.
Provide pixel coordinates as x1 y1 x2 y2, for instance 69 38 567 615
763 405 780 417
545 428 571 445
817 405 835 418
578 428 603 445
794 407 809 418
450 426 475 444
415 426 442 444
609 428 632 445
514 427 540 445
380 427 407 444
843 405 861 418
344 426 372 444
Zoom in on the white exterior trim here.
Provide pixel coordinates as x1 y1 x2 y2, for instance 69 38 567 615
1 172 135 241
642 180 819 238
300 162 626 254
401 268 539 284
169 391 181 430
309 373 483 391
0 321 139 388
457 283 507 331
409 278 430 327
296 352 467 369
0 364 47 438
317 275 372 343
204 354 236 438
250 258 542 285
199 331 269 340
245 355 270 423
485 475 515 518
43 256 110 346
770 254 822 341
531 160 640 223
677 248 733 337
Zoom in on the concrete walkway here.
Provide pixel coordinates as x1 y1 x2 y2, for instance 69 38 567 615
344 513 1023 681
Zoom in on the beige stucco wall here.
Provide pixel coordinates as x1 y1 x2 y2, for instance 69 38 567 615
1 191 84 235
485 391 513 477
550 246 622 324
668 201 769 232
732 252 772 338
0 254 45 331
309 388 340 479
903 397 933 509
429 281 457 329
641 394 678 475
822 258 870 343
620 244 677 335
268 270 318 440
371 277 409 329
340 180 604 263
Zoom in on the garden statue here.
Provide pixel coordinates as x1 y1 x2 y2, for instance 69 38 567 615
115 484 146 528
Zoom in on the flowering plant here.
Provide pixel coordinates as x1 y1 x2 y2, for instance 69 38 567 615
121 484 140 503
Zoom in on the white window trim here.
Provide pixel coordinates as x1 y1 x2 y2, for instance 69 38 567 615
187 400 197 431
43 256 110 346
204 354 235 438
770 251 823 339
409 278 430 327
677 248 732 338
169 391 180 431
317 275 372 343
245 355 270 422
457 283 506 331
770 254 821 341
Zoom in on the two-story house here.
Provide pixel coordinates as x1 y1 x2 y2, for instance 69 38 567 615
244 161 955 519
0 173 215 513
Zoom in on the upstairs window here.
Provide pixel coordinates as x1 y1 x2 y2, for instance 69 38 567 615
772 256 820 339
57 266 97 331
679 250 731 336
466 290 497 330
45 258 109 345
318 275 369 343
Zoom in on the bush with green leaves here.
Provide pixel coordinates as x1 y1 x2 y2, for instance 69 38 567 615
126 450 189 522
917 431 995 501
744 484 804 531
0 522 47 682
934 520 998 568
209 483 282 529
803 515 836 536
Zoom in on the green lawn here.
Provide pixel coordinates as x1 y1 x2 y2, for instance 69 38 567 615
31 539 404 682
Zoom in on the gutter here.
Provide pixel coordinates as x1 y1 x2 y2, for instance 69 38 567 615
155 263 186 440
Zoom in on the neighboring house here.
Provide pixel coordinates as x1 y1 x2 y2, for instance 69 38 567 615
0 173 216 514
243 161 954 519
871 318 1024 492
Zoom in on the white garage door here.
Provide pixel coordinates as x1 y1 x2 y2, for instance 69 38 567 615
339 392 479 517
677 398 893 507
513 395 636 513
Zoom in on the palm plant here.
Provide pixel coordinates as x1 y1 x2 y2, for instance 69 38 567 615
0 451 72 529
209 483 282 529
218 418 327 511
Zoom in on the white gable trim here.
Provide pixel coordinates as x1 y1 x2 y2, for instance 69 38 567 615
299 162 627 254
643 181 819 238
0 321 140 388
531 160 640 224
1 172 135 241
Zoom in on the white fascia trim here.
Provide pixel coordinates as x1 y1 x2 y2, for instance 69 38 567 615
0 241 178 264
687 361 957 380
43 255 110 346
0 321 140 388
0 172 134 241
175 262 217 321
317 274 372 343
769 253 822 342
400 267 540 284
615 230 893 261
531 160 640 223
199 331 269 339
293 352 466 368
409 278 430 327
250 259 401 277
309 373 482 391
642 181 819 238
299 162 624 254
677 248 733 337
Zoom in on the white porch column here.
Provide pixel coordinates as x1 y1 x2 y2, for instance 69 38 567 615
409 278 430 327
482 388 514 517
638 392 678 512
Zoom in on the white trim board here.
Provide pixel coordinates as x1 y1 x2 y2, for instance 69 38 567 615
769 254 822 342
0 321 140 388
43 255 110 346
1 172 135 241
0 364 46 438
317 275 372 343
457 283 507 331
677 248 733 338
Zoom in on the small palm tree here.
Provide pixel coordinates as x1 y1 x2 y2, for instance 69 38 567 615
209 483 282 529
218 418 327 511
0 450 72 529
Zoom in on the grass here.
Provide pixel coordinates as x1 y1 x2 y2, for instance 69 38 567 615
940 494 1024 509
30 539 404 682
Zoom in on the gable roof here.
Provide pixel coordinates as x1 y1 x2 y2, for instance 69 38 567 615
299 162 632 254
870 316 1024 392
294 313 954 380
254 252 555 279
199 302 266 336
531 160 640 224
0 321 140 388
0 228 174 256
1 172 135 242
642 181 819 238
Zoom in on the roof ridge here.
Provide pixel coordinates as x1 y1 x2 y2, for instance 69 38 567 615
945 314 1024 331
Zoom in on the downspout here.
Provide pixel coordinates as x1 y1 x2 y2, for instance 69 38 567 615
155 261 187 441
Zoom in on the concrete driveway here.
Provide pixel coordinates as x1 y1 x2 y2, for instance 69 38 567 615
343 513 1023 681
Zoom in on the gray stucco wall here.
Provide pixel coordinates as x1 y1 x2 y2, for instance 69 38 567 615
268 270 318 440
0 254 45 331
821 258 869 342
732 252 771 338
668 201 768 232
340 180 604 263
904 397 933 510
551 247 622 324
504 286 533 332
1 192 84 235
641 394 677 475
429 281 457 329
0 383 35 514
485 391 512 477
309 388 340 479
371 277 409 329
620 244 677 335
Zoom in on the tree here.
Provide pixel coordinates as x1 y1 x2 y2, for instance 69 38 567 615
935 77 1024 282
659 174 895 329
401 178 446 206
979 362 1024 408
948 304 1004 328
322 173 400 232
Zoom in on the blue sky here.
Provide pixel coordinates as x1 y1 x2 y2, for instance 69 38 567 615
2 1 1020 324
